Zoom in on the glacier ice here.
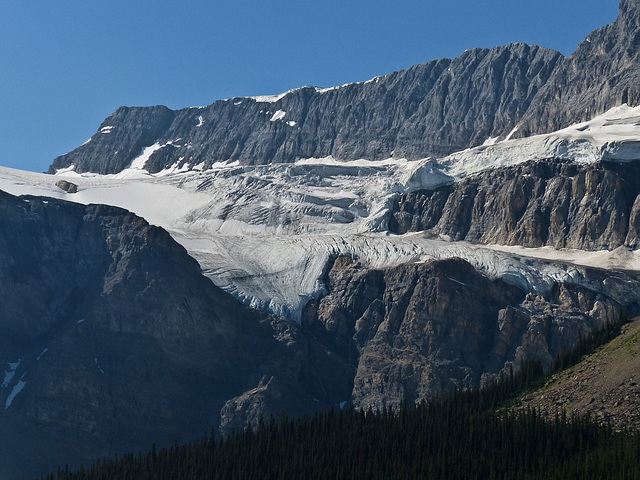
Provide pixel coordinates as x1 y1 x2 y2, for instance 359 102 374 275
2 105 640 321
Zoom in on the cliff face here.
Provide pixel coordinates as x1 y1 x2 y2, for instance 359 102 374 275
303 256 631 412
1 190 638 479
48 2 640 176
15 1 640 477
390 159 640 251
49 44 562 174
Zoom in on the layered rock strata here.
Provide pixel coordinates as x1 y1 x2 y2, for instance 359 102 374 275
390 159 640 251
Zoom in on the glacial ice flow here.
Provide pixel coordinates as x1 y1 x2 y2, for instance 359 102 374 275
2 105 640 321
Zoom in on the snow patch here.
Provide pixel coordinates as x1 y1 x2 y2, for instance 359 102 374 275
252 91 291 103
128 143 164 170
100 126 114 134
2 359 21 388
36 348 48 361
287 121 297 127
447 277 468 286
270 110 286 122
196 115 204 127
94 358 105 374
504 125 519 141
5 380 26 409
55 165 76 175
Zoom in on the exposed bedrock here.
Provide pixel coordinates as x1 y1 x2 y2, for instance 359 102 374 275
517 0 640 137
390 159 640 251
303 256 634 412
49 43 562 174
0 191 351 478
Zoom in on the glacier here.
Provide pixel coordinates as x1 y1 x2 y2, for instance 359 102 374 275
2 105 640 322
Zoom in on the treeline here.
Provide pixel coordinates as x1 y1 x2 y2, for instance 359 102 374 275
43 400 640 480
40 318 638 480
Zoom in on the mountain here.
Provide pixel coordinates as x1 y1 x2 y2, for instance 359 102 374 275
3 0 640 478
517 0 640 137
518 316 640 430
48 43 563 174
391 159 640 250
0 191 352 479
47 1 640 176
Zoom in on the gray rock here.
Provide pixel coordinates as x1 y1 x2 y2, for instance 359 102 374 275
304 256 634 412
49 44 562 174
47 1 640 176
390 159 640 251
0 190 349 478
55 179 78 193
516 0 640 137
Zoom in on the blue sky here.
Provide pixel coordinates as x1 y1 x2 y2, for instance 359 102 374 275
1 1 620 173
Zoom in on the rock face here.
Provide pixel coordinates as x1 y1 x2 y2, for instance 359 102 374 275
47 1 640 175
390 159 640 251
13 1 640 477
0 191 351 479
303 256 631 412
517 0 640 137
49 44 562 174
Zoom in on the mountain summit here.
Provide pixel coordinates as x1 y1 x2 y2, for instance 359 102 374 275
49 44 562 174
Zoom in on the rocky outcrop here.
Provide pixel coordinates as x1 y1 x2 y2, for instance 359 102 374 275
390 159 640 251
1 188 638 478
49 44 562 174
303 256 632 412
55 179 78 193
50 105 176 174
0 191 350 479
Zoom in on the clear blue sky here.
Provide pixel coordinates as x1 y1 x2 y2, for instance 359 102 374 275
0 0 620 173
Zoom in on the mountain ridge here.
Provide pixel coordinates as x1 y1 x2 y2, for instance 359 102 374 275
48 0 640 176
49 43 563 173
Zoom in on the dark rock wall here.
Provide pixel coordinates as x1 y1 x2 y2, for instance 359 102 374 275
390 160 640 251
0 191 351 479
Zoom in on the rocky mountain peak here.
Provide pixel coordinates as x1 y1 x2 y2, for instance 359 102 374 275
48 42 563 174
515 0 640 137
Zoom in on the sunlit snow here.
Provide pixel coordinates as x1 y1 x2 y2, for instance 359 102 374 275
270 110 286 122
2 359 22 389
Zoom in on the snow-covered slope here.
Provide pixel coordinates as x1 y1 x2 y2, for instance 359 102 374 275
3 105 640 321
442 104 640 178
